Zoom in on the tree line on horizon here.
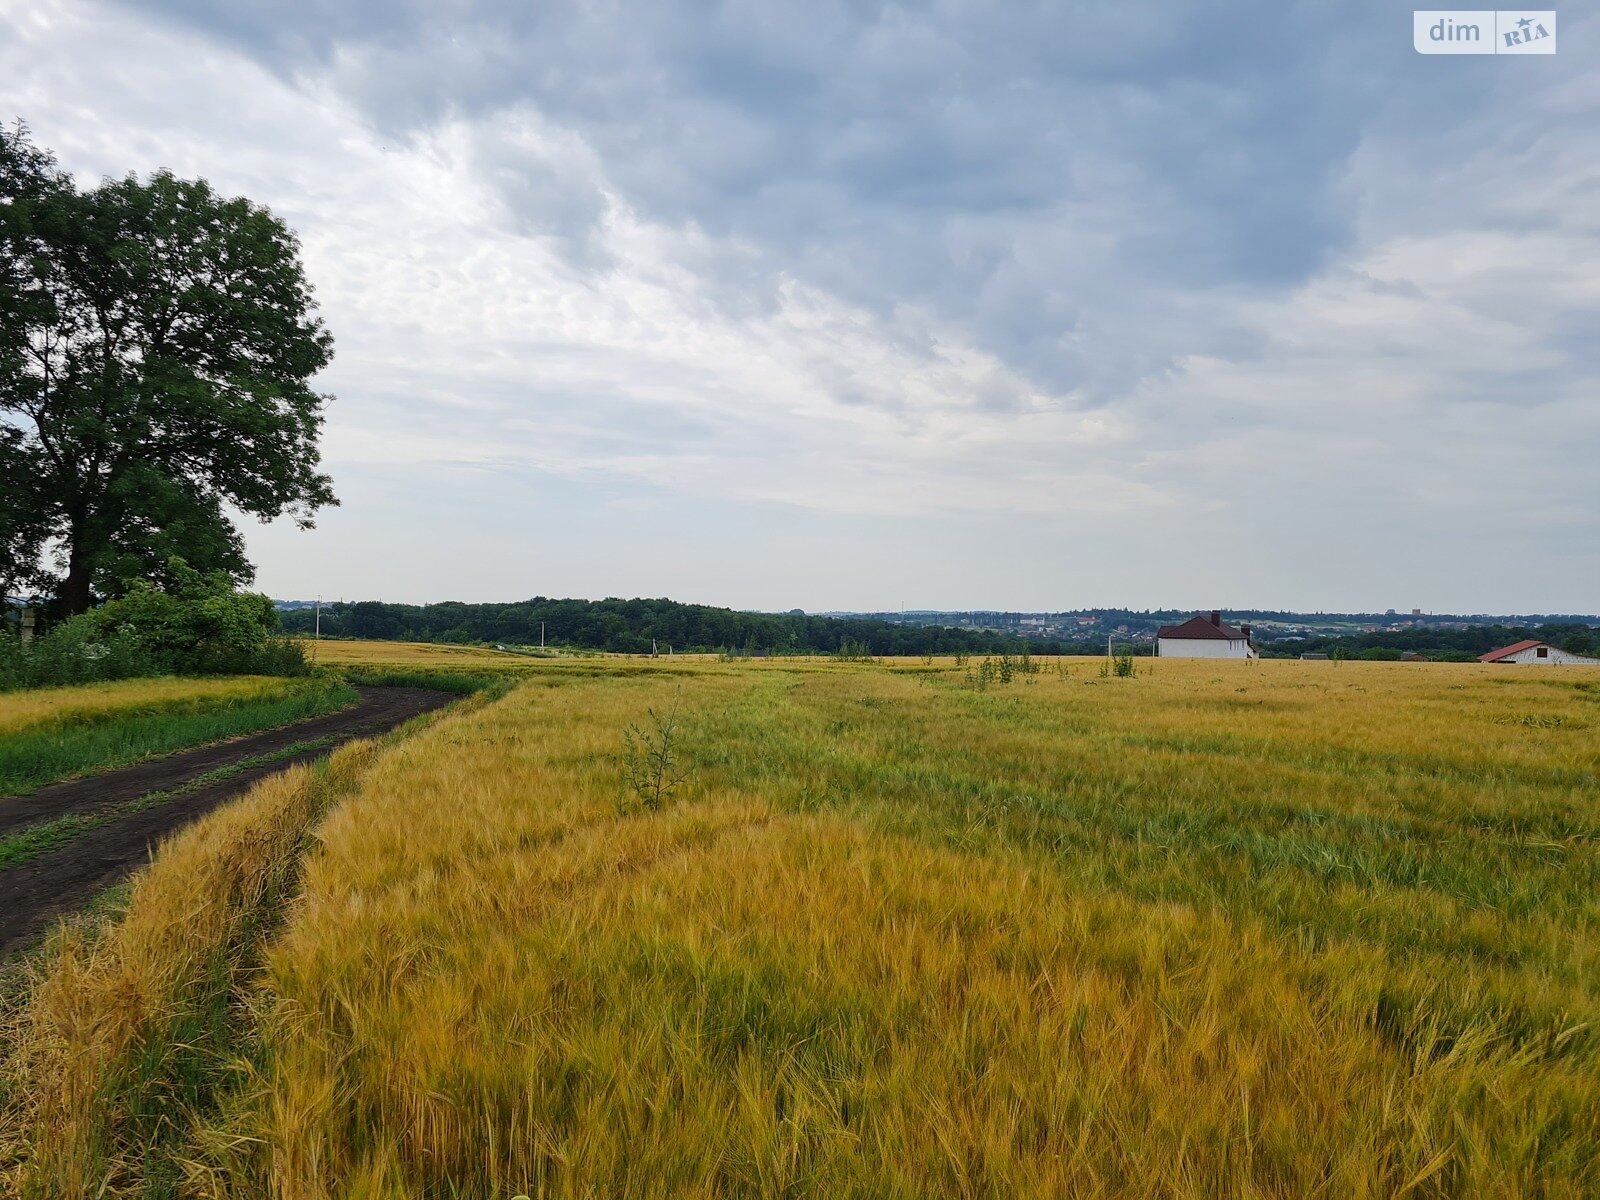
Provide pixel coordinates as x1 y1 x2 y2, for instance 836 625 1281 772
277 597 1108 657
1266 623 1598 661
279 598 1600 661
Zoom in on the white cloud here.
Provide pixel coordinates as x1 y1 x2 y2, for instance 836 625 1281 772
3 0 1596 609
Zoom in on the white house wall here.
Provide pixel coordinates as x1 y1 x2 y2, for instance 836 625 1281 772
1158 638 1256 659
1499 646 1600 665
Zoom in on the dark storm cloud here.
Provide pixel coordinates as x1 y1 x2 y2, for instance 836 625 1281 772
116 0 1417 396
14 0 1595 608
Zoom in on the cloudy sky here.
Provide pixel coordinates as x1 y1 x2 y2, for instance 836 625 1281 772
3 1 1596 612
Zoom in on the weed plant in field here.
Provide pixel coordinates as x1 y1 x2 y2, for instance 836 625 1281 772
964 649 1043 690
834 639 876 663
618 694 694 814
1099 647 1136 677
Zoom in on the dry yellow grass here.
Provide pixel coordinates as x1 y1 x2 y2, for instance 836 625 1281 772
0 739 386 1196
297 638 544 669
0 675 295 737
178 656 1599 1198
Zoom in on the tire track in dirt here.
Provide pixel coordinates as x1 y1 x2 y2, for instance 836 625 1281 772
0 686 455 957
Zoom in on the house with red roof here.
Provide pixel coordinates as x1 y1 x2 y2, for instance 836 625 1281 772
1478 640 1600 665
1156 611 1258 660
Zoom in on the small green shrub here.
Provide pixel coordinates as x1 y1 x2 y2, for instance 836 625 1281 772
0 558 307 691
80 559 303 677
1098 648 1136 678
0 621 156 690
835 640 876 664
618 696 693 814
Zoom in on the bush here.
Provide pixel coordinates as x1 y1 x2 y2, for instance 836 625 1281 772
835 640 876 663
0 558 307 690
0 620 157 690
81 560 307 677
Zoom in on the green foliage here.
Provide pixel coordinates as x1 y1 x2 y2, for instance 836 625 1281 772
0 123 336 614
0 559 305 690
834 640 877 663
618 696 692 814
963 651 1041 691
1263 622 1600 661
0 620 156 690
80 559 305 678
1096 647 1136 678
0 678 354 794
283 596 1073 658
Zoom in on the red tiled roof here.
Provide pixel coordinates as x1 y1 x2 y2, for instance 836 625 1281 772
1479 640 1543 663
1157 615 1251 641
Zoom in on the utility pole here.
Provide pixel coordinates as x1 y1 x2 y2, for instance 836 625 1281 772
540 622 545 649
313 596 321 662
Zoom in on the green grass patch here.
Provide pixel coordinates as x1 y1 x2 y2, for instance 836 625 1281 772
0 679 357 797
0 736 344 871
339 667 510 697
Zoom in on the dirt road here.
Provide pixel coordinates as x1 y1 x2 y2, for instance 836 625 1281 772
0 685 455 957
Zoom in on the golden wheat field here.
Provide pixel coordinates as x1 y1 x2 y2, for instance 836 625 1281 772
0 675 298 737
7 654 1600 1198
298 638 555 669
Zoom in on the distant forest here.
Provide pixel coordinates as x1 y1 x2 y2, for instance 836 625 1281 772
277 598 1102 656
277 599 1599 660
1259 624 1599 661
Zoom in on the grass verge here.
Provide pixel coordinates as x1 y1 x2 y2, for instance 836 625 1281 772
0 679 357 797
0 737 342 871
0 678 302 738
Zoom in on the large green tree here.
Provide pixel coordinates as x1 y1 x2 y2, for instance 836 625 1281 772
0 123 335 615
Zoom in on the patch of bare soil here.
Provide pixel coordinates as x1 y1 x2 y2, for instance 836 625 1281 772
0 686 454 956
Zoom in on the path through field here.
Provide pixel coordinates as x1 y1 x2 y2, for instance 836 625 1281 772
0 685 455 956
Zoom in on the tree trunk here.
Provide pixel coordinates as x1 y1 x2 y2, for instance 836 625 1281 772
57 536 94 618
